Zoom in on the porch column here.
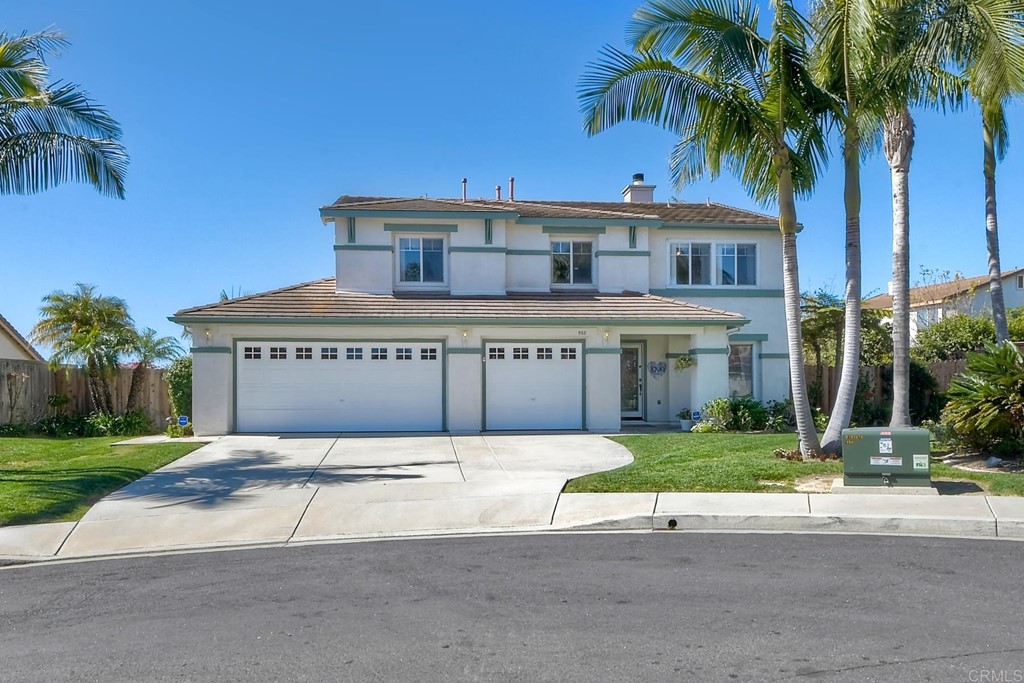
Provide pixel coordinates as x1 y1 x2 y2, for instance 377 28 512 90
689 330 730 414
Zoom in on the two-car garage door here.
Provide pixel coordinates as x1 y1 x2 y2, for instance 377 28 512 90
235 341 443 432
234 340 585 432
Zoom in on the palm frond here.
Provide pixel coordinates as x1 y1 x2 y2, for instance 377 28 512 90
0 131 128 197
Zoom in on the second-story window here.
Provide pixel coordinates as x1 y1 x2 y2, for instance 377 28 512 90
718 243 757 285
671 242 711 286
551 241 593 285
399 237 444 284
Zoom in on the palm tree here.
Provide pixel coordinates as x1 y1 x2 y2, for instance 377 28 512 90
125 328 183 413
31 283 134 413
0 29 128 197
580 0 832 455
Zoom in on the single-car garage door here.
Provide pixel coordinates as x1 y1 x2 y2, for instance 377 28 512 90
484 342 583 430
235 341 443 432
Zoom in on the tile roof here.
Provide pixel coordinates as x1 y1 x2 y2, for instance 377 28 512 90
0 313 44 362
173 278 746 325
325 195 776 226
863 269 1024 310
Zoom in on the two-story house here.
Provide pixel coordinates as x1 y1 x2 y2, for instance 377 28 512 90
864 268 1024 341
173 174 790 435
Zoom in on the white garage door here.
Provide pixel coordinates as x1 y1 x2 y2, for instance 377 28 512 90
484 342 583 430
235 341 443 432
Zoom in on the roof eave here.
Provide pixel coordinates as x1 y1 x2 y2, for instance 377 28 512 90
169 314 748 328
319 207 519 221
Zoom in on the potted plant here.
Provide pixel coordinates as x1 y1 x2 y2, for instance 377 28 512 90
674 355 696 372
676 409 694 432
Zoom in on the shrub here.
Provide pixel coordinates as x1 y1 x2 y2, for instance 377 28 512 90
765 400 795 432
942 342 1024 451
166 422 193 438
82 411 153 437
911 314 995 362
0 422 29 437
700 398 732 427
165 356 192 419
31 414 89 437
727 396 769 431
690 420 725 433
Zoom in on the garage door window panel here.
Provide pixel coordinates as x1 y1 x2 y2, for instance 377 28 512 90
421 348 437 360
296 347 312 360
244 346 262 360
270 347 287 360
322 347 338 360
346 347 362 360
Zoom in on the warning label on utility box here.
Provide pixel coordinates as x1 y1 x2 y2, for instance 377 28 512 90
879 438 893 454
913 454 929 470
870 456 903 467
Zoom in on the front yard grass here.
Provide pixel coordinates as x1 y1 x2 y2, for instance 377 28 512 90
0 437 203 526
565 433 1024 495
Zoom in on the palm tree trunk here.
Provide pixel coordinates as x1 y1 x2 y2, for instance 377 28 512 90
100 373 115 414
983 119 1009 342
85 358 104 413
125 364 146 413
821 127 863 453
885 107 914 427
778 161 822 456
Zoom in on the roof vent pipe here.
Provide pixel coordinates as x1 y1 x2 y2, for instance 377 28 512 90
495 185 501 201
461 178 467 202
508 176 515 202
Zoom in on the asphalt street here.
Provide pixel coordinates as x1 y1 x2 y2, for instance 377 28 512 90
2 533 1023 682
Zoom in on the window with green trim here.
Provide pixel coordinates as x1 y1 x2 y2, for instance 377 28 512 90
552 241 593 285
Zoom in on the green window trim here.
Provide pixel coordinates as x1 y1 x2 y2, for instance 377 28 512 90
191 346 232 354
484 218 493 245
383 223 458 233
346 217 356 244
688 347 730 355
447 347 484 354
650 288 784 298
628 226 637 249
448 246 506 254
730 333 768 342
583 347 622 354
595 250 651 257
541 226 606 235
506 249 551 256
334 244 393 252
759 352 789 359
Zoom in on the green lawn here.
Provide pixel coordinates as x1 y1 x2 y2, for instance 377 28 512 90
0 437 204 527
565 432 1024 496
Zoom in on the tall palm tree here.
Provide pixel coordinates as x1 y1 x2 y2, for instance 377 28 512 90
31 283 134 414
125 328 183 413
580 0 832 455
0 29 128 197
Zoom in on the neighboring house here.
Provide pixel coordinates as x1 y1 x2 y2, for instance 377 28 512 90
0 313 43 362
172 174 791 435
864 268 1024 341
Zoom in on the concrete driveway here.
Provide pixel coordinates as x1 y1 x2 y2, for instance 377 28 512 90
56 434 631 556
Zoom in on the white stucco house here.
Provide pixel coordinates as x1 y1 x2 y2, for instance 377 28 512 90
172 175 792 435
0 313 43 362
864 268 1024 341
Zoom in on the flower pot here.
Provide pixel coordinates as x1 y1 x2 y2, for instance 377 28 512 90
679 419 694 432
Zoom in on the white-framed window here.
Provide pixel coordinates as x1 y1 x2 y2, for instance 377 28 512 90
420 348 438 361
670 242 711 285
488 347 505 360
1016 274 1023 289
396 347 413 360
669 241 757 287
537 347 553 360
269 347 287 360
321 347 338 360
513 347 529 360
397 236 446 286
371 347 388 360
728 344 755 397
243 346 261 360
296 347 313 360
560 347 577 360
346 347 363 360
551 240 593 285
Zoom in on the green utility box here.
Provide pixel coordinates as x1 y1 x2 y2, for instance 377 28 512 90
842 427 932 487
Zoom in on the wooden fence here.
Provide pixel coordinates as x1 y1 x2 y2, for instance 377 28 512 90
1 359 171 427
806 359 967 415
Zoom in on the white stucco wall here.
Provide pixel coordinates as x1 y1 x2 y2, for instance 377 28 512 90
505 226 550 292
0 331 35 361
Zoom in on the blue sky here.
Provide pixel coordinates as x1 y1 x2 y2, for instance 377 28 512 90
3 0 1022 351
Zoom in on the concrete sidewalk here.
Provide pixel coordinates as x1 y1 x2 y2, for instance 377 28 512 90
4 490 1024 562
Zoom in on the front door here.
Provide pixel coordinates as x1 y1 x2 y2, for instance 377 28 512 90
620 343 643 419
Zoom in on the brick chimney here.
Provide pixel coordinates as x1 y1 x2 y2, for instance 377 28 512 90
621 172 655 203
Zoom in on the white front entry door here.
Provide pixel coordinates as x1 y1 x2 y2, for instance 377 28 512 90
235 341 443 432
483 342 584 430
